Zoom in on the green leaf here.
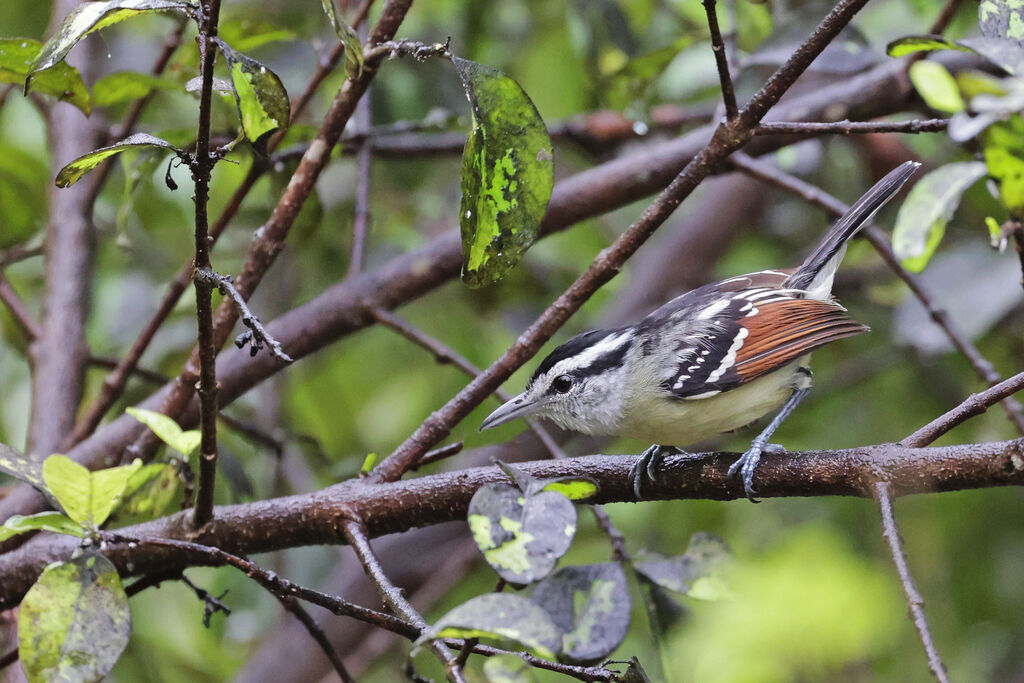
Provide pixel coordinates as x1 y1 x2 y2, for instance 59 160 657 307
531 563 630 664
453 56 554 288
0 512 85 542
90 460 143 529
0 38 90 115
321 0 363 79
980 0 1024 46
92 70 176 107
19 552 131 683
635 532 734 600
600 36 693 111
41 455 143 528
419 593 563 659
538 478 599 501
27 0 191 85
908 61 965 113
56 133 180 188
218 40 291 152
360 452 377 474
468 482 576 585
0 442 45 490
482 654 538 683
885 35 977 58
892 162 987 271
218 18 296 53
982 117 1024 214
986 215 1005 248
127 406 201 457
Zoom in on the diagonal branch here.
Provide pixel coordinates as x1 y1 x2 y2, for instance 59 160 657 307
702 0 738 121
275 596 355 683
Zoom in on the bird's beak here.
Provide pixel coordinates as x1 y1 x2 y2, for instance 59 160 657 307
480 392 543 431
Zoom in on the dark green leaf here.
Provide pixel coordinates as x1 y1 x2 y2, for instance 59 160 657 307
126 406 201 457
420 593 562 659
218 41 290 152
482 654 538 683
979 0 1024 46
92 70 176 107
892 161 987 271
0 512 85 542
885 34 977 57
468 482 576 585
27 0 191 85
0 38 90 115
321 0 363 79
19 552 131 683
0 441 44 490
56 133 180 188
983 117 1024 214
908 61 964 113
635 532 733 600
531 563 630 664
453 56 553 288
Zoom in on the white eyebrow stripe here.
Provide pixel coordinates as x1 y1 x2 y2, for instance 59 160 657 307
696 298 730 320
553 331 633 374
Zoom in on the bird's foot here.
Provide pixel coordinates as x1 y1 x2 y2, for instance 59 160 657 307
727 441 786 502
629 445 683 500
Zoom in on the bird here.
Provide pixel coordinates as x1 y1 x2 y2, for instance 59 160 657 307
480 161 920 501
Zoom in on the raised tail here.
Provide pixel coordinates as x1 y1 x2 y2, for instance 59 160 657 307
785 161 920 299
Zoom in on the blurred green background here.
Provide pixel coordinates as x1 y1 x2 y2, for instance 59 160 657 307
1 0 1022 680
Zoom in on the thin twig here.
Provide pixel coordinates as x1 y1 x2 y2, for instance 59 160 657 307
754 118 949 136
929 0 967 35
0 274 41 340
180 573 232 627
873 482 950 682
88 356 167 385
276 595 356 683
729 152 1024 436
0 244 43 269
1009 220 1024 293
903 371 1024 447
363 38 452 62
340 519 467 683
191 0 226 529
350 22 373 276
703 0 738 121
195 268 293 363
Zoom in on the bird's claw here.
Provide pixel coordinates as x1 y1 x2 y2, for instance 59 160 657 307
728 440 785 502
629 445 681 500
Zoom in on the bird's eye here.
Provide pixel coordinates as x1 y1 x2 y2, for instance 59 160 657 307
552 375 574 394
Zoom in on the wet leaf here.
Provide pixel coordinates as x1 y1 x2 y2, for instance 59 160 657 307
960 37 1024 75
218 41 290 152
468 482 576 585
92 70 176 107
41 455 143 529
892 162 987 271
531 563 630 664
0 441 44 490
127 406 201 457
55 133 180 188
454 56 553 288
635 532 733 600
482 654 537 682
908 61 965 113
27 0 191 85
0 512 85 542
0 38 90 115
420 593 562 659
321 0 363 79
19 552 131 683
979 0 1024 46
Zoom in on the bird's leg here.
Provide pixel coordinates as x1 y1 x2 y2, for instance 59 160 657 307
629 444 685 500
728 387 810 501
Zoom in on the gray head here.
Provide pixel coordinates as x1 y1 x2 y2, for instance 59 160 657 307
480 328 635 435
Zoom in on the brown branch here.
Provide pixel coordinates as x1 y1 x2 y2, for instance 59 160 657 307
703 0 738 121
371 0 876 483
754 118 949 136
903 371 1024 447
340 519 467 683
729 152 1024 436
873 482 950 682
350 65 372 276
276 596 355 683
0 274 40 341
0 244 43 269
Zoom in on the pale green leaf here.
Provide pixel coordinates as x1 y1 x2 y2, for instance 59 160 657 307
0 38 90 115
108 463 179 525
0 513 85 542
56 133 179 188
908 61 965 113
127 406 201 457
885 35 976 58
538 478 598 501
19 552 131 683
89 459 143 528
41 455 92 527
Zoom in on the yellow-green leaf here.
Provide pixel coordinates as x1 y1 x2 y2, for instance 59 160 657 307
908 61 965 113
92 70 176 107
56 133 179 188
41 455 92 527
0 512 85 542
218 40 290 152
127 406 201 457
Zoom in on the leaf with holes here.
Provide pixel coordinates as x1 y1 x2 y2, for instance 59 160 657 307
127 407 200 457
531 563 630 664
468 482 576 585
0 512 85 542
635 532 734 600
0 38 90 115
219 41 290 152
980 0 1024 46
56 133 180 188
454 56 553 288
41 455 143 529
27 0 190 86
19 552 131 683
321 0 363 79
419 593 562 659
892 162 987 271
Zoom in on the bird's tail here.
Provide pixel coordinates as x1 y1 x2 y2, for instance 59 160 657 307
785 160 920 299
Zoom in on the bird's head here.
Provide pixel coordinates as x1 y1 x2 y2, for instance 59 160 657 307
480 328 634 435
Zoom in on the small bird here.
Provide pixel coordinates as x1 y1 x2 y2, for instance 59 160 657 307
481 161 919 500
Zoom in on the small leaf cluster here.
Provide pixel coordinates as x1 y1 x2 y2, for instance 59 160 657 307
888 0 1024 270
415 462 731 677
